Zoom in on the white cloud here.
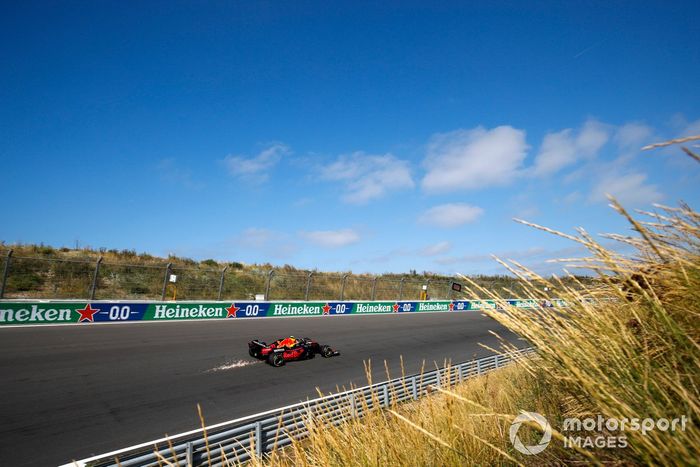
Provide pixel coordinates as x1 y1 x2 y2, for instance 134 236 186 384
320 152 414 204
532 119 610 177
300 229 361 248
576 119 610 157
418 203 484 228
531 129 577 177
222 143 290 180
420 241 452 256
589 172 663 206
614 122 654 150
421 126 528 192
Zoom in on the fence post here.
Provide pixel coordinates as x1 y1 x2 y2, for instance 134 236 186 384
340 274 348 300
446 279 453 300
382 385 389 407
398 277 405 300
89 256 103 300
495 355 500 369
185 441 193 466
265 270 274 300
305 272 314 301
349 393 357 417
217 266 228 301
426 279 431 299
371 277 377 301
161 263 172 301
476 358 482 375
254 420 263 458
0 250 12 299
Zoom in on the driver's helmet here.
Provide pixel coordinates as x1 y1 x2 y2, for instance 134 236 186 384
278 336 297 348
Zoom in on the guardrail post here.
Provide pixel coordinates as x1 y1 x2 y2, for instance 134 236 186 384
349 393 357 417
185 441 193 466
371 277 377 301
89 256 103 300
161 262 172 301
265 270 274 300
458 363 464 383
495 355 500 369
254 420 263 458
411 376 418 400
217 266 228 301
476 358 482 375
382 385 389 407
0 249 12 299
340 273 348 300
305 272 314 301
398 277 405 300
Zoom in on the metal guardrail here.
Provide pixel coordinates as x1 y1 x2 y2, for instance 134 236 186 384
66 347 535 467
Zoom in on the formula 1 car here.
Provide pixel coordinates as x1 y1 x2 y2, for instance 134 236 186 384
248 336 340 367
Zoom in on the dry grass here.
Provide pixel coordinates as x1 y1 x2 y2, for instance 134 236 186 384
249 364 571 467
462 196 700 465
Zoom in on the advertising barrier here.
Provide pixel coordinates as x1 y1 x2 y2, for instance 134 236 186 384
0 299 566 326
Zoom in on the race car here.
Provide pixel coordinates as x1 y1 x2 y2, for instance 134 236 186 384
248 336 340 367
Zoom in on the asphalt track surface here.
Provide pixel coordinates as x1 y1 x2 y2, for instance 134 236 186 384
0 311 526 467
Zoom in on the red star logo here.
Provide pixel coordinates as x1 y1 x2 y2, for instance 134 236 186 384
449 302 455 311
393 303 399 313
322 303 331 315
76 304 100 322
225 303 240 318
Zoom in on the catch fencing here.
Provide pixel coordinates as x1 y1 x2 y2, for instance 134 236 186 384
0 251 524 302
65 347 535 467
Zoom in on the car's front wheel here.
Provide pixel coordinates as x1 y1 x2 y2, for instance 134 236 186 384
321 345 334 358
268 352 285 367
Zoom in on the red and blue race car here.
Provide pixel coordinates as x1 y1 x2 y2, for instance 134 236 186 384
248 336 340 367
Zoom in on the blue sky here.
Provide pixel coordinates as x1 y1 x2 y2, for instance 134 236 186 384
2 1 699 276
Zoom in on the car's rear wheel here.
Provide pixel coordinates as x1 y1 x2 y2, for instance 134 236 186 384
268 353 285 367
321 345 334 358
